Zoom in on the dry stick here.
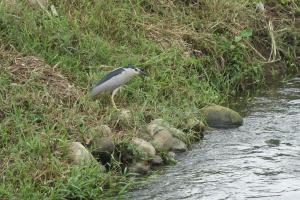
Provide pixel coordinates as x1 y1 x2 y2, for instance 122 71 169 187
245 41 267 61
268 20 278 62
259 7 279 63
129 0 137 16
36 0 51 17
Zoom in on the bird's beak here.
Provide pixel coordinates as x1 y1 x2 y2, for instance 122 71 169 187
140 70 147 76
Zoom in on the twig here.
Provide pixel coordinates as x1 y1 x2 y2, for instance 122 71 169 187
128 0 137 16
245 41 267 61
268 20 278 62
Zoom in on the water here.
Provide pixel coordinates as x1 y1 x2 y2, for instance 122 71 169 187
129 78 300 200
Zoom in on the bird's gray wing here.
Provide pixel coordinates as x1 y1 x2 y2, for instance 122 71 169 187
93 67 125 87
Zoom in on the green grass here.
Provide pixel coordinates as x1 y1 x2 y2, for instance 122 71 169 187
0 0 299 199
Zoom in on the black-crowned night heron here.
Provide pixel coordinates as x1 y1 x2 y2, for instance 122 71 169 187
91 65 145 110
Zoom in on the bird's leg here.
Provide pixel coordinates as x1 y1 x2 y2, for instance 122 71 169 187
111 87 121 110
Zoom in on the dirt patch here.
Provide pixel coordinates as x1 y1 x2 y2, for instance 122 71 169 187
1 47 83 103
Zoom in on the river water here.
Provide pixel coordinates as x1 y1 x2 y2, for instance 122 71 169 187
128 77 300 200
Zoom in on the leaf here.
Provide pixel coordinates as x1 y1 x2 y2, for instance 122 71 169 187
234 36 242 43
240 28 253 38
234 28 253 42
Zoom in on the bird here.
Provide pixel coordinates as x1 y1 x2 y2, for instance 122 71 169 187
91 65 146 110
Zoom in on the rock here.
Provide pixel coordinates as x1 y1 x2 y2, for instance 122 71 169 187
147 119 188 152
87 125 112 145
168 151 176 159
147 123 163 137
147 119 188 143
151 119 168 127
152 129 187 152
117 109 133 128
168 137 187 152
144 112 155 123
93 125 112 136
132 138 156 158
148 119 184 138
151 155 163 165
163 151 176 164
128 161 150 175
68 142 96 165
168 126 189 144
186 117 205 132
91 137 115 166
92 137 115 154
265 139 280 147
200 105 243 129
185 117 205 140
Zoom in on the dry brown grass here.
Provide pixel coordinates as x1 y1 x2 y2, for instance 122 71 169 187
1 48 82 103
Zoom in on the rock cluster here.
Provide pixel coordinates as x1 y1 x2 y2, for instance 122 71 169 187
66 106 243 175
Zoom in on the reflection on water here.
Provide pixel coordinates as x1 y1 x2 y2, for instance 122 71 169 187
129 78 300 200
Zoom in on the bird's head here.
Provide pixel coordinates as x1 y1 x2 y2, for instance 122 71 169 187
125 65 146 76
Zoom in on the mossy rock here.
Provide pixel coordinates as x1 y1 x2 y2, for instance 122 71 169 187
132 137 156 158
148 119 190 144
91 137 115 166
151 129 187 153
200 105 243 129
128 161 150 175
68 142 105 171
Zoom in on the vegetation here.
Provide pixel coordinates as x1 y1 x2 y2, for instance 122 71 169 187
0 0 299 199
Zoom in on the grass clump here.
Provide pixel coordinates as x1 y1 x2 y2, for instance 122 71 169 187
0 0 299 199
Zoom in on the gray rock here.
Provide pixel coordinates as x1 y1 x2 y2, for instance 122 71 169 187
128 161 150 175
117 109 133 128
151 119 169 127
152 129 187 152
149 119 187 142
91 125 112 137
186 117 205 132
200 105 243 129
147 122 163 137
164 151 177 164
68 142 96 165
185 117 205 140
147 119 179 137
169 137 188 152
91 137 115 165
147 119 188 152
92 137 115 154
132 138 156 158
151 155 163 165
168 151 176 159
168 126 189 144
265 139 280 147
85 125 112 146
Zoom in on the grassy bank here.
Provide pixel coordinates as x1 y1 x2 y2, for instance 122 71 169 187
0 0 299 199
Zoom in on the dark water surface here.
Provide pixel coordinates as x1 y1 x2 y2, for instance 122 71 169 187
128 78 300 200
